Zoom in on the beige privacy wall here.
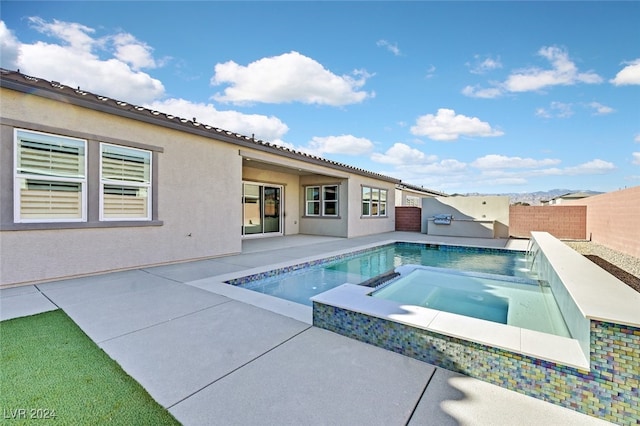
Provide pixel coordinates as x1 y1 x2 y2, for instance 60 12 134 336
564 186 640 259
421 196 510 238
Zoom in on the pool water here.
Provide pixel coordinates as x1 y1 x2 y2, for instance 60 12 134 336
372 266 570 337
231 243 534 307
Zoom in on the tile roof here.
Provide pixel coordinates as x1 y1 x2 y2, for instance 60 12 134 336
396 182 448 197
1 68 413 185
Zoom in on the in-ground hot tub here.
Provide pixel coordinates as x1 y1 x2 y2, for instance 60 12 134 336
312 232 640 423
370 265 570 337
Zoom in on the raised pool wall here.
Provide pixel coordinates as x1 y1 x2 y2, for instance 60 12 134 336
313 232 640 425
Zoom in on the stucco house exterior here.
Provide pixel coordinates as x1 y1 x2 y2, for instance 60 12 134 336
541 191 602 205
0 69 410 287
395 182 447 207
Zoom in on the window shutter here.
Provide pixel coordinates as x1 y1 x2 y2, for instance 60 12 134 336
103 186 148 219
19 180 82 219
100 144 152 220
15 130 86 222
18 140 85 177
101 145 150 183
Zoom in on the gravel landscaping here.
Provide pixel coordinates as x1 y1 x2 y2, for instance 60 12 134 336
564 241 640 294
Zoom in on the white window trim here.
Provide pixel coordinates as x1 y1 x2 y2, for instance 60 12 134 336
305 184 339 217
13 129 87 223
305 186 320 216
322 185 339 217
361 185 388 217
99 143 152 221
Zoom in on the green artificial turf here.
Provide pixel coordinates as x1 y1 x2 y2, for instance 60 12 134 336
0 309 180 425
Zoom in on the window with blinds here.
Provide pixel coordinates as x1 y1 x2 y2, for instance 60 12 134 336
15 129 87 222
100 144 151 220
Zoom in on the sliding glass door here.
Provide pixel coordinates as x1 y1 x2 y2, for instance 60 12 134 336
242 182 282 236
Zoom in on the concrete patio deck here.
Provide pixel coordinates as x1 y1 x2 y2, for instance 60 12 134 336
1 232 612 425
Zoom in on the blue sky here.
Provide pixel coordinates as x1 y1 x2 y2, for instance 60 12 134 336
1 1 639 194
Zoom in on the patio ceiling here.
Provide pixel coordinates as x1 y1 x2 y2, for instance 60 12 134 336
241 151 351 179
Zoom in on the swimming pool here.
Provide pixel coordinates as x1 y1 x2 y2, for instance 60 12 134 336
371 265 570 337
227 243 534 306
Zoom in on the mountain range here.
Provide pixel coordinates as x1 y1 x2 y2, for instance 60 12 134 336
455 189 603 206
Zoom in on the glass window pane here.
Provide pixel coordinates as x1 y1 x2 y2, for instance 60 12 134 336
362 202 370 216
243 184 263 234
306 186 320 201
362 187 371 201
19 178 82 219
102 145 150 183
17 131 85 178
324 201 337 216
307 201 320 215
103 185 148 218
324 185 337 200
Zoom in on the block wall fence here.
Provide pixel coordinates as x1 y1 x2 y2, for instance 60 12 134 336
564 186 640 259
509 205 587 240
398 186 640 259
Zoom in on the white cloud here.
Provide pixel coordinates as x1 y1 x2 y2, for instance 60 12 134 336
0 21 20 69
587 102 614 115
302 135 374 156
467 54 502 74
111 33 161 71
504 46 602 92
2 18 297 144
370 143 438 166
145 98 289 143
463 46 602 98
7 17 165 105
461 85 503 99
610 59 640 86
211 51 374 106
632 152 640 165
425 65 436 79
471 154 561 169
563 159 616 175
535 101 574 118
536 101 614 118
28 16 97 52
417 159 467 174
410 108 504 141
19 43 165 105
376 40 401 56
635 134 640 143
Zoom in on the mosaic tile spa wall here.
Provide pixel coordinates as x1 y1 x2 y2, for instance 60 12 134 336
313 303 639 425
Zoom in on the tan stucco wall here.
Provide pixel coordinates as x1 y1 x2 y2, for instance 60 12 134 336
242 166 301 235
298 175 349 237
1 87 403 286
1 89 242 286
346 177 396 238
422 196 510 238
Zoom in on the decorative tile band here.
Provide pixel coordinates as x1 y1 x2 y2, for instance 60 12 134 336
313 303 640 425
